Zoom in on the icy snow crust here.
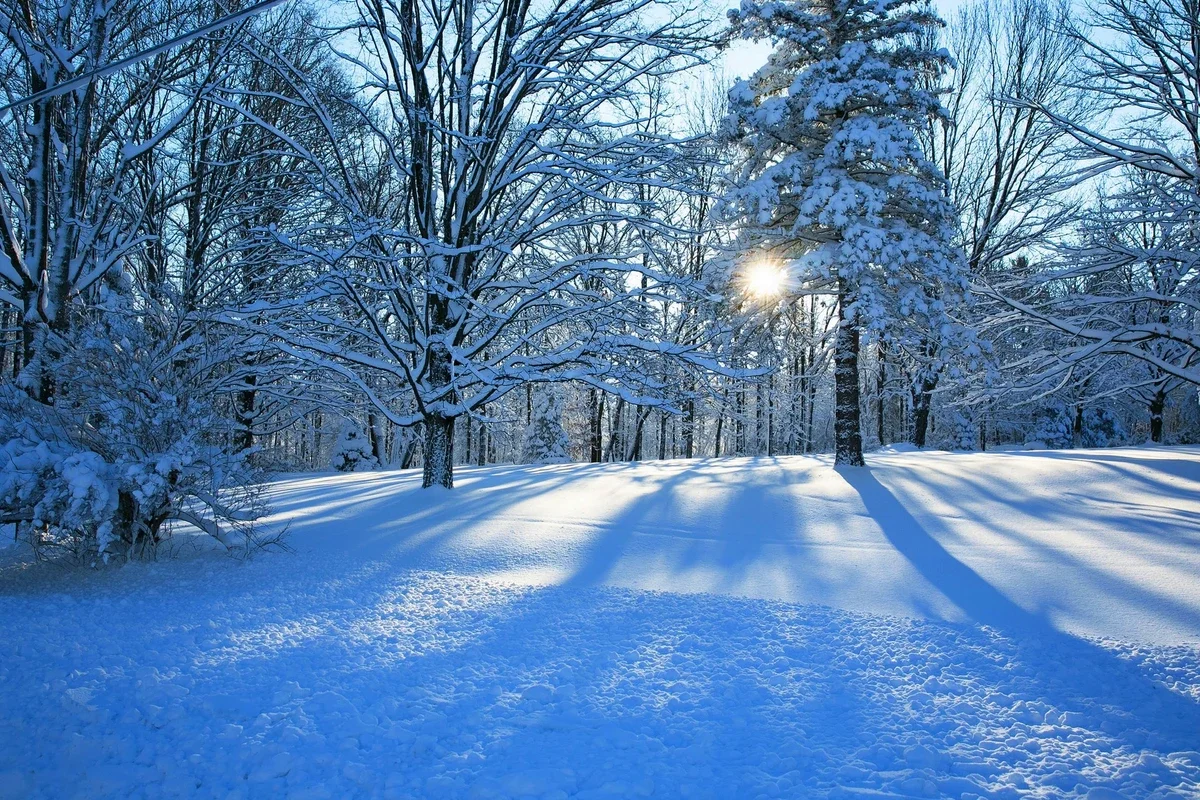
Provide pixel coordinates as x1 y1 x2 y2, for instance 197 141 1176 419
2 447 1200 799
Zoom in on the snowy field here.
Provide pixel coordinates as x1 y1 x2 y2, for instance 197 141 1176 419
2 447 1200 799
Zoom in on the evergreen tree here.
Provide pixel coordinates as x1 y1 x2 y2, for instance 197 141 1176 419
721 0 967 466
521 387 572 465
331 424 378 473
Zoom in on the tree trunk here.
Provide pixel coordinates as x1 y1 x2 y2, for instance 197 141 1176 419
233 375 257 453
422 414 455 488
628 406 650 461
834 281 865 467
589 391 604 463
476 404 488 467
657 411 667 460
605 398 624 461
1072 403 1084 449
911 382 935 449
312 409 323 468
422 339 456 487
876 340 886 446
683 396 695 459
734 389 746 455
804 296 817 454
400 433 419 470
1150 390 1166 443
766 373 775 457
463 414 473 465
755 380 765 455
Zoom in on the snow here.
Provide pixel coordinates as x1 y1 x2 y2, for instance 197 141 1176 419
2 447 1200 798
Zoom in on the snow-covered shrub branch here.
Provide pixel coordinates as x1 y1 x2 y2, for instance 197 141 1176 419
0 291 270 562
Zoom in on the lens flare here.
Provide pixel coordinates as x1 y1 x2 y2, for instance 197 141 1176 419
742 262 787 300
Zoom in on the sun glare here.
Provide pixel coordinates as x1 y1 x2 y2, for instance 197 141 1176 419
742 262 787 300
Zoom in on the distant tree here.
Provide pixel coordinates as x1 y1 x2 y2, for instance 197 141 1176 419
521 387 571 465
914 0 1083 446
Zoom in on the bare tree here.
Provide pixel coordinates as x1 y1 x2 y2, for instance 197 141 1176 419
996 0 1200 387
0 0 238 401
230 0 727 487
910 0 1083 445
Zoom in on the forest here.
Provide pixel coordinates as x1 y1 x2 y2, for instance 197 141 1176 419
1 0 1198 558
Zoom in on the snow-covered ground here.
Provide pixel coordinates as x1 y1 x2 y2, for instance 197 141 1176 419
2 447 1200 799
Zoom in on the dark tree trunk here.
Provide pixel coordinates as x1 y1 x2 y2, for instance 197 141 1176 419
23 302 54 404
1150 390 1166 443
911 381 935 449
476 404 488 467
834 281 865 467
628 406 650 461
588 390 603 463
233 375 258 453
755 380 765 455
605 398 624 461
312 409 323 468
422 341 456 488
766 373 775 456
422 414 455 488
683 396 695 459
1072 403 1084 449
400 433 419 470
907 328 941 449
657 411 667 460
912 390 931 447
371 414 386 465
876 340 887 446
804 297 817 454
463 414 473 465
734 389 746 455
786 355 798 455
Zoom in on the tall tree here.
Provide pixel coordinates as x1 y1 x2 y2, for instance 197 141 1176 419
721 0 967 466
234 0 726 487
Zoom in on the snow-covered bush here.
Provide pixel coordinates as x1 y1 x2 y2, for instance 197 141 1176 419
1027 405 1073 449
944 413 980 452
1082 408 1124 448
520 387 571 464
0 308 270 563
331 422 378 472
1024 404 1125 449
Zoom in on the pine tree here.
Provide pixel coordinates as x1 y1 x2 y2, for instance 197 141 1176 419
521 387 572 465
721 0 967 466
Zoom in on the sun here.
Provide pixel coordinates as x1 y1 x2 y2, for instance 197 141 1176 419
742 262 787 300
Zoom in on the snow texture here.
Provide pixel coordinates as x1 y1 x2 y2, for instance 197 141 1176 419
2 447 1200 799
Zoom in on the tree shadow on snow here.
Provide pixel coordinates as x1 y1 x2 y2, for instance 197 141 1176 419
838 465 1200 753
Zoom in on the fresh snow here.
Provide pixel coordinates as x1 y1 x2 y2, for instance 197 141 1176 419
2 447 1200 799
